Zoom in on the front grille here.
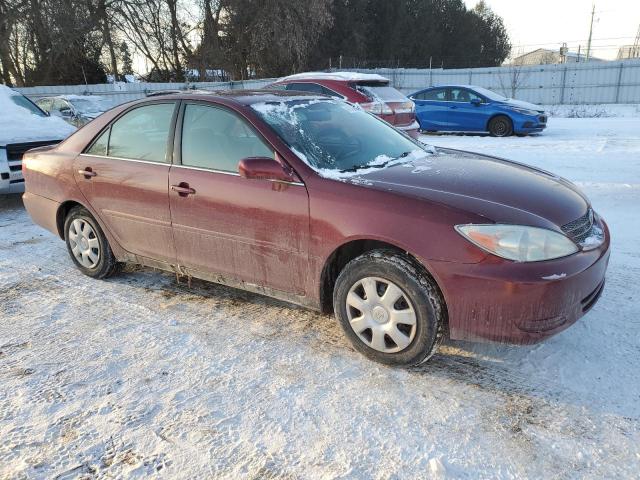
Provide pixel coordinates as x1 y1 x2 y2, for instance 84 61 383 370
539 115 547 124
6 140 60 161
561 209 594 244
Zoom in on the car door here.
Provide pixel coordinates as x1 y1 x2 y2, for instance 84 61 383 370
447 88 488 131
168 102 309 295
74 101 178 264
410 88 450 130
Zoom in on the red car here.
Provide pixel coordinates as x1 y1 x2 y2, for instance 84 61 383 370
268 72 420 138
22 91 610 366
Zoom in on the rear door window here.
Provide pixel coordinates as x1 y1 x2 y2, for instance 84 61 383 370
413 88 448 101
181 104 273 172
450 88 483 103
86 128 109 156
105 103 175 162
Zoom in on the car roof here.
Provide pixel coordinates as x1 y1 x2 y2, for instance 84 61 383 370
279 71 389 83
144 89 334 106
422 84 483 90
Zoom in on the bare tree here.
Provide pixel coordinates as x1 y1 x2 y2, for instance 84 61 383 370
498 57 530 99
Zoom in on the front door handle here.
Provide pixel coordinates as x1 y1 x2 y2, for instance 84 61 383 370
171 183 196 197
78 168 97 178
449 105 458 109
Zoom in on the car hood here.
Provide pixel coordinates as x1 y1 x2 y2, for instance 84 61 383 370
350 148 588 229
498 98 544 112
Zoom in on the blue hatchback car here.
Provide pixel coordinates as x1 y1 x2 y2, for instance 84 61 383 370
409 85 547 137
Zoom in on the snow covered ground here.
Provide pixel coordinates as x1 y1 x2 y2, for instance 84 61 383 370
1 117 639 479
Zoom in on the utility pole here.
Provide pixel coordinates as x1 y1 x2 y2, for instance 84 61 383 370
586 3 595 62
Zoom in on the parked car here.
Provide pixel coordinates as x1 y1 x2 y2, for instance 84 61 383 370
0 85 75 195
268 72 420 138
36 95 113 127
22 91 609 366
410 85 548 136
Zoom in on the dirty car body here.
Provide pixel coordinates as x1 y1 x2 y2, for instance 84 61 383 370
22 90 610 364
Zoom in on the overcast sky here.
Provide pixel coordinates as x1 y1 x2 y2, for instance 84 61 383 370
464 0 640 59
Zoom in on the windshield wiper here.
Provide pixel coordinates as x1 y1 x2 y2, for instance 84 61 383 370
339 151 413 173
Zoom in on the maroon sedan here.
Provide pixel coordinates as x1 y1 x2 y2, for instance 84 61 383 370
268 72 420 138
22 91 609 366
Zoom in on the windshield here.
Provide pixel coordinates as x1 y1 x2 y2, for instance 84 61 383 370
69 98 110 114
472 86 508 101
10 95 48 117
251 99 429 175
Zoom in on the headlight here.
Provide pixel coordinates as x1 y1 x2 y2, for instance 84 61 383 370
507 106 539 116
455 224 579 262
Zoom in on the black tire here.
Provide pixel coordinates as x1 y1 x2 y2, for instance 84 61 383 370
488 115 513 137
333 250 445 367
63 206 121 279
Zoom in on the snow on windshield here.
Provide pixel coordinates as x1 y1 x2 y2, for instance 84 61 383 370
0 85 76 143
251 99 433 180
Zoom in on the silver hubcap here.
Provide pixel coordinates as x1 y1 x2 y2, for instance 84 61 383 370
68 219 100 269
346 277 417 353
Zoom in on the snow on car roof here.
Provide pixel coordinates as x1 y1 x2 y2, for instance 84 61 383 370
280 71 389 82
57 94 106 101
0 85 76 144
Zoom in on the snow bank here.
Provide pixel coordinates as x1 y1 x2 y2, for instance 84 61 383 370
0 85 76 143
544 103 640 118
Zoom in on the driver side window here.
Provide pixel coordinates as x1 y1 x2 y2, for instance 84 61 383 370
181 104 274 172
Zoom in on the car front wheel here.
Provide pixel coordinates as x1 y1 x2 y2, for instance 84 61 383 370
488 115 513 137
333 250 445 366
64 206 121 279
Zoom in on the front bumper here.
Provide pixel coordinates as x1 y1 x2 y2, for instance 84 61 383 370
430 220 611 344
0 148 25 194
513 113 547 134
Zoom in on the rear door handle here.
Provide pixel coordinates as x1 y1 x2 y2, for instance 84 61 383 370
449 105 458 109
78 168 97 178
171 183 196 197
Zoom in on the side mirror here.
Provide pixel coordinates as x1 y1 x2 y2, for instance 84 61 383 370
238 157 297 183
471 98 482 106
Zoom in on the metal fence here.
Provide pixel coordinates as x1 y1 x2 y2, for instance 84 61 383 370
14 59 640 106
341 59 640 104
15 79 274 106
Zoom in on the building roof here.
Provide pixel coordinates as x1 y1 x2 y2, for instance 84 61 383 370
512 48 605 63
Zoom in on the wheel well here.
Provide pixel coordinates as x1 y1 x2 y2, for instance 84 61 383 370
486 113 512 131
318 239 447 315
56 200 83 239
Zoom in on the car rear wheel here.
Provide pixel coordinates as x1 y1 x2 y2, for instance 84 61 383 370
333 250 444 366
488 115 513 137
64 206 121 279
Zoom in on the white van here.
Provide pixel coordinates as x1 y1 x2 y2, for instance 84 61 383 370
0 85 75 194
